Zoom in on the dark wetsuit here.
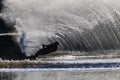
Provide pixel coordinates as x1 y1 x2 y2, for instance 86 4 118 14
27 42 59 60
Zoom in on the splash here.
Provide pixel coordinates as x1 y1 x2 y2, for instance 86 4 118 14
1 0 120 56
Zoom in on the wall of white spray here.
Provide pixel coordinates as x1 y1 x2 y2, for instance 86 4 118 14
1 0 120 56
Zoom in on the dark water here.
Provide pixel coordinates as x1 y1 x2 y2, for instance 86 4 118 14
17 63 120 68
42 63 120 68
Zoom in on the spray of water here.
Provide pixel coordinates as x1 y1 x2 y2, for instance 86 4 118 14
0 33 21 36
1 0 120 56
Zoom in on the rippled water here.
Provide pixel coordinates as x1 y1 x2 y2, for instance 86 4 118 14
0 68 120 80
0 54 120 80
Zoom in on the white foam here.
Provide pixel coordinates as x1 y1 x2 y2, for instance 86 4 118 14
1 58 120 64
1 67 120 72
0 33 21 36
